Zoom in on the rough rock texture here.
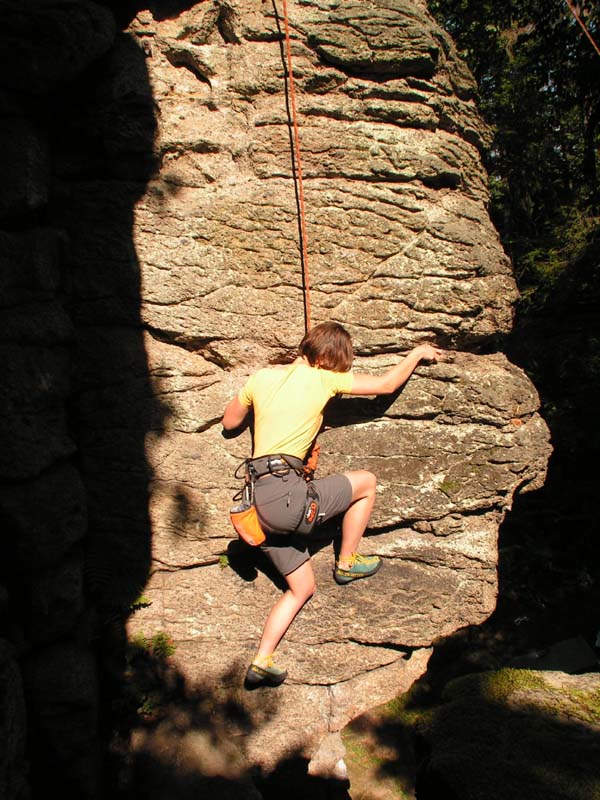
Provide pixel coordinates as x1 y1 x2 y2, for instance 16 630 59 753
127 0 516 363
0 640 27 800
0 2 116 797
416 669 600 800
112 0 548 776
0 0 552 795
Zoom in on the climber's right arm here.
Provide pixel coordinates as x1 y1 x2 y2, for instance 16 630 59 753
349 344 443 396
222 396 249 430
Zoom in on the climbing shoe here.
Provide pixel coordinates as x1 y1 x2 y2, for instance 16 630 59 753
334 553 382 585
245 655 288 688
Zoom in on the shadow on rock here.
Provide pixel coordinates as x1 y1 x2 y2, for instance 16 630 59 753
413 669 600 800
105 641 351 799
341 666 600 800
338 231 600 799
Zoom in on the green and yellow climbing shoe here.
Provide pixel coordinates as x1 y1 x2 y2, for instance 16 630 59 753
334 553 382 585
245 655 288 687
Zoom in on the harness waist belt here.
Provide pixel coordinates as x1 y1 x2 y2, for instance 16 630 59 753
247 454 304 479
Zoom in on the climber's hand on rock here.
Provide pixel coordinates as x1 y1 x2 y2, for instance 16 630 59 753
415 344 445 362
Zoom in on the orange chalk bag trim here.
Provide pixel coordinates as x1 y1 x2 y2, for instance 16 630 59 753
230 500 267 547
230 472 266 546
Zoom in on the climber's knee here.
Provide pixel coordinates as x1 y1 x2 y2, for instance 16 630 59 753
344 469 377 502
287 559 316 603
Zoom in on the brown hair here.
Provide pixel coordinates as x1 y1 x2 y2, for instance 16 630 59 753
298 322 353 372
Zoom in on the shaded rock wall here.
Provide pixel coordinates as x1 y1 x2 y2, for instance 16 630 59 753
0 1 149 797
0 0 551 795
416 669 600 800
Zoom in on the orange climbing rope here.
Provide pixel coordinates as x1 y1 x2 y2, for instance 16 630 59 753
281 0 312 332
277 2 598 335
564 0 600 57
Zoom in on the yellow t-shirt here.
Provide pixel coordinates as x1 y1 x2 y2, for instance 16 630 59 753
238 362 354 459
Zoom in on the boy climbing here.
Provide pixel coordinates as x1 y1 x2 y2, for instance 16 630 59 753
222 322 443 687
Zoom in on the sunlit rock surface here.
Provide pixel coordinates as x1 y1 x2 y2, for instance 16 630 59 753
114 0 550 772
0 0 551 791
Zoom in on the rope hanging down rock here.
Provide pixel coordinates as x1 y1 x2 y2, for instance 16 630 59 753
281 0 312 332
277 1 597 336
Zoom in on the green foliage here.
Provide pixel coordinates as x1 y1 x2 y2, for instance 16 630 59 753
130 630 176 659
517 206 600 305
129 631 148 651
150 631 177 658
438 478 460 497
130 593 152 611
123 631 178 723
428 0 600 294
380 681 439 729
444 668 547 703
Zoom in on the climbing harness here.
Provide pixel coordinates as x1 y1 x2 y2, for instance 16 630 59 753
229 454 322 545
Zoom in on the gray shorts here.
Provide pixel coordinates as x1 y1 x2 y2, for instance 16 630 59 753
255 472 353 576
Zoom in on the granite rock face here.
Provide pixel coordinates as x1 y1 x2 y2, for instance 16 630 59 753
416 669 600 800
0 0 551 793
113 0 549 776
127 0 515 364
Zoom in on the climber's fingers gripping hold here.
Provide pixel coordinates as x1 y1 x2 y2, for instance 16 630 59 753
416 343 446 363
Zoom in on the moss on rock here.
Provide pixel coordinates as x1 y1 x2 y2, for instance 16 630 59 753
416 669 600 800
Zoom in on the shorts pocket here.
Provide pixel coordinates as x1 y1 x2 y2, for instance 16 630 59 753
254 478 307 534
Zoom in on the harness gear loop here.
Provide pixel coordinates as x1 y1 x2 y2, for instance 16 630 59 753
229 453 322 544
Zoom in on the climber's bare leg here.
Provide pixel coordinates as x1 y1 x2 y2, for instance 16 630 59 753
256 559 316 658
338 470 377 568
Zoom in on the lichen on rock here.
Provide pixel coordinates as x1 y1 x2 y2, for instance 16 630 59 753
416 669 600 800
